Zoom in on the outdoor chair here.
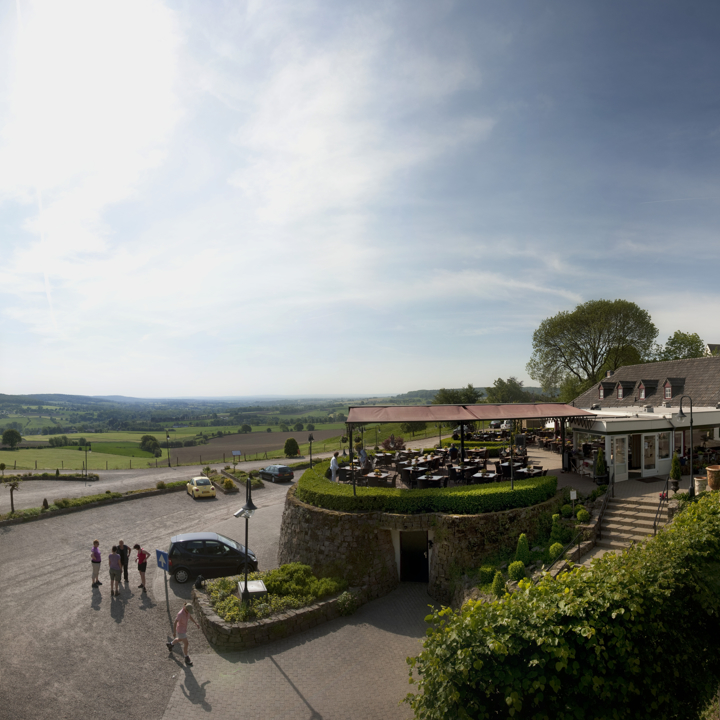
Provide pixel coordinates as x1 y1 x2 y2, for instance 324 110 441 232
447 466 460 485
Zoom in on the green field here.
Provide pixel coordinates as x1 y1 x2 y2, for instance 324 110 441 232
89 442 157 458
0 448 167 471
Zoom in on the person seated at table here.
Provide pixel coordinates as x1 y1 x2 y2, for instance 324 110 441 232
448 444 459 462
361 455 373 474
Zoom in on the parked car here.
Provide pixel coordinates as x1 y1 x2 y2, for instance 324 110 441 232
500 421 512 430
186 476 216 499
489 420 502 429
168 531 258 584
258 464 294 483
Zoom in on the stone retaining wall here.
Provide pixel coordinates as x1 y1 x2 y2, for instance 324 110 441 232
191 586 368 651
278 486 566 605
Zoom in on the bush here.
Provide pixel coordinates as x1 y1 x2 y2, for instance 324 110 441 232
156 481 166 489
515 533 531 565
336 590 359 616
549 542 564 561
550 513 564 544
223 477 236 491
407 492 720 720
491 571 505 598
560 503 573 518
478 566 495 585
284 438 300 457
576 508 590 523
508 560 526 581
588 485 608 502
296 461 558 515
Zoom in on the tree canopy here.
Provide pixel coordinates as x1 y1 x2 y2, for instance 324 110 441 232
484 377 533 404
655 330 708 361
1 429 22 449
527 299 658 400
432 384 483 405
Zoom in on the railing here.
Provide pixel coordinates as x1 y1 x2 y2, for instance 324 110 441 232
595 473 614 542
653 475 670 535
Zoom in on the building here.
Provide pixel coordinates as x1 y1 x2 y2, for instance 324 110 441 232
570 357 720 481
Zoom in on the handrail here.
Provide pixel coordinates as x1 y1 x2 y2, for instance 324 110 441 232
653 474 670 535
595 473 614 541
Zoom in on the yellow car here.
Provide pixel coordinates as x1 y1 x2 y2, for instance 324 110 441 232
186 476 216 499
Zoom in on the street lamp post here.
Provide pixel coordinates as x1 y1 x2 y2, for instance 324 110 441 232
308 433 314 468
233 478 258 603
166 431 171 468
678 396 695 499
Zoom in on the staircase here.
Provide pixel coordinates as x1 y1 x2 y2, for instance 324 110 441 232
583 496 667 564
597 496 666 549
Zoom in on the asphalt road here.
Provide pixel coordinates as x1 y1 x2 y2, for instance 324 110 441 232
0 478 292 720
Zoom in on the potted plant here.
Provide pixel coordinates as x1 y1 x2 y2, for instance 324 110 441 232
594 448 608 485
669 452 682 494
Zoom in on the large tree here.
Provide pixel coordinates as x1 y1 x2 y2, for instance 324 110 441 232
656 331 708 361
1 429 22 449
484 377 532 404
432 384 483 405
527 299 658 399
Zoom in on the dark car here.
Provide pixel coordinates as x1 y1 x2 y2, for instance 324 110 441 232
258 464 294 483
168 531 258 584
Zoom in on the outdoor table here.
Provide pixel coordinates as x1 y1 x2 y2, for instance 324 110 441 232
417 474 443 489
364 472 389 480
472 472 498 483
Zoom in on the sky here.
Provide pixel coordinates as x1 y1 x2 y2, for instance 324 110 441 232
2 0 720 398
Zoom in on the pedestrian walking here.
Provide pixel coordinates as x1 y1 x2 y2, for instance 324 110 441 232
108 546 122 596
330 451 340 482
166 602 199 666
91 540 102 588
117 540 130 582
133 544 150 592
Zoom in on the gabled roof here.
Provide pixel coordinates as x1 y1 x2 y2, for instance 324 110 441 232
575 357 720 409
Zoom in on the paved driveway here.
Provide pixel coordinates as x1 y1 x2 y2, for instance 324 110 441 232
0 475 428 720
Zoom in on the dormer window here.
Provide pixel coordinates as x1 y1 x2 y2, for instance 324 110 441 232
617 386 624 400
664 384 671 399
599 386 604 399
639 387 645 399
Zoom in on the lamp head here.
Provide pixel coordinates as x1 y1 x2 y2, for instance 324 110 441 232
234 496 258 519
678 407 686 420
308 434 314 443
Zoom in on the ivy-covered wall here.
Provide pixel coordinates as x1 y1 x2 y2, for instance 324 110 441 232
278 486 565 604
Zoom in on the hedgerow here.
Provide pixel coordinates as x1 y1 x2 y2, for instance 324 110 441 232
296 461 557 515
405 492 720 720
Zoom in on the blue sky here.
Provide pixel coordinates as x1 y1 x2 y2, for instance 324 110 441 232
1 0 719 397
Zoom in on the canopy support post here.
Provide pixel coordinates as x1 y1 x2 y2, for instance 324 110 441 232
560 418 566 472
348 422 356 496
460 408 466 462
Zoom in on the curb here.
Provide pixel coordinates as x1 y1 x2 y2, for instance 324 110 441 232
0 484 187 528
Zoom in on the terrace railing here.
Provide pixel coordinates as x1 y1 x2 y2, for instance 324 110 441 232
653 475 670 535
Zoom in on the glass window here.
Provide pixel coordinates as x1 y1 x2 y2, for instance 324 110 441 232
203 541 229 556
639 387 645 399
183 541 204 555
665 385 672 399
615 437 626 465
658 432 670 459
674 431 683 455
599 386 604 399
617 386 624 399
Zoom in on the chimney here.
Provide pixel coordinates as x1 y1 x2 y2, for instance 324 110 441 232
606 370 613 378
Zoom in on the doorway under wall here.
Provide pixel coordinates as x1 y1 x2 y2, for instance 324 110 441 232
400 531 428 582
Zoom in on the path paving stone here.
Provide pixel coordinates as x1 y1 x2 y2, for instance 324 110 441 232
161 583 432 720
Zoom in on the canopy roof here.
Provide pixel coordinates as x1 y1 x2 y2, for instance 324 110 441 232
347 403 595 424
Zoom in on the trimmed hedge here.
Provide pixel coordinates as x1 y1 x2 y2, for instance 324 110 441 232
295 461 557 515
406 491 720 720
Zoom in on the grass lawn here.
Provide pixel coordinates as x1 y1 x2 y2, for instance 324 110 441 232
89 442 156 458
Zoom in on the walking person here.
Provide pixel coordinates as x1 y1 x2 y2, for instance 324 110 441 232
108 545 122 596
117 540 130 583
90 540 102 588
330 451 340 482
166 603 199 666
133 544 150 592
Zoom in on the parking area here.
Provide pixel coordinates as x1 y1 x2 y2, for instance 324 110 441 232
0 470 428 720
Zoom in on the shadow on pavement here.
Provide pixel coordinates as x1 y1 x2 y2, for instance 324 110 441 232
110 595 125 623
90 586 102 611
270 656 324 720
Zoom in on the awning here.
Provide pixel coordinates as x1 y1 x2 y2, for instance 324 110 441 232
347 403 595 424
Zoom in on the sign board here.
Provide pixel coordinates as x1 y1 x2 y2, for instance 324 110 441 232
156 549 169 572
232 451 242 457
238 579 268 598
570 490 577 500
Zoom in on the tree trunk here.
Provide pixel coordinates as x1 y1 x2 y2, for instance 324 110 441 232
10 487 15 513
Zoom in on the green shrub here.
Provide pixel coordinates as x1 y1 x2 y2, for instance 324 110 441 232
508 560 526 581
165 480 187 490
548 542 564 561
576 508 590 523
156 481 166 489
550 513 564 544
515 533 531 565
560 503 573 518
588 485 608 502
55 469 59 477
478 566 495 585
284 438 300 457
223 477 236 491
336 590 359 616
296 461 558 515
491 571 505 598
407 492 720 720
